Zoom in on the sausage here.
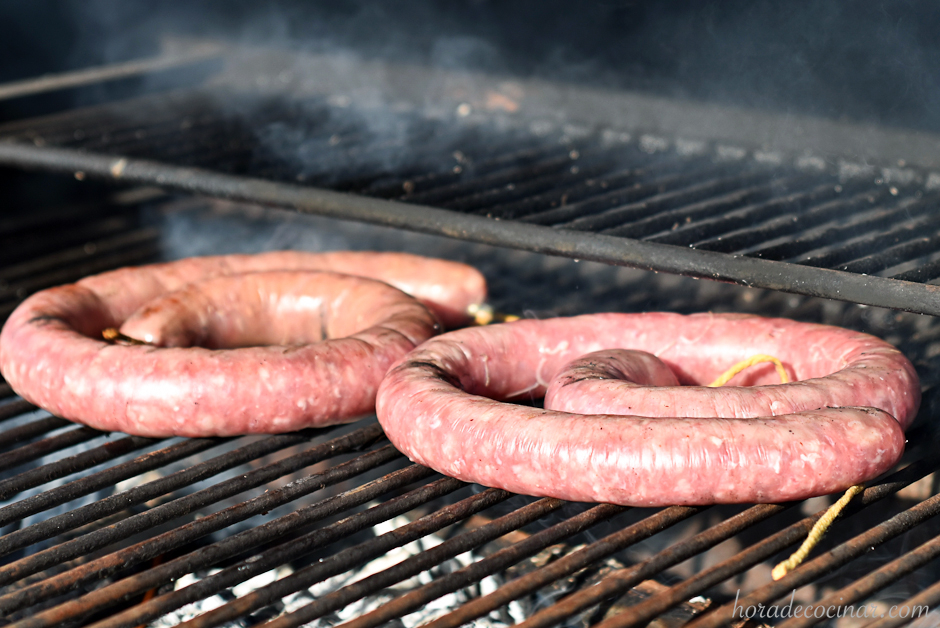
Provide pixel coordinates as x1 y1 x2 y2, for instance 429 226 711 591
0 251 486 437
375 313 920 505
118 271 436 349
75 250 487 330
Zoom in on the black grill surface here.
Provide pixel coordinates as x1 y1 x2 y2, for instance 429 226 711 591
4 53 940 628
2 199 940 628
1 82 940 315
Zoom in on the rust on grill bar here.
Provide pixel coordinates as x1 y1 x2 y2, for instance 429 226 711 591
4 38 940 628
3 225 940 626
4 143 940 317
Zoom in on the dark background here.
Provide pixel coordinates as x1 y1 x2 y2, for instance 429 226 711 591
3 0 940 131
5 0 940 132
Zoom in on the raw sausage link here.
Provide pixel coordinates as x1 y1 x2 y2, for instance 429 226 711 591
75 250 487 330
376 313 919 506
0 251 485 437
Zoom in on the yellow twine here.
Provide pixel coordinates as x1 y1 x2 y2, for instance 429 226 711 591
467 303 520 326
102 328 150 345
771 484 865 580
707 353 862 581
708 354 790 387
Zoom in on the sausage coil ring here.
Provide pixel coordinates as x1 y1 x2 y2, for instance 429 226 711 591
376 312 920 506
0 252 487 437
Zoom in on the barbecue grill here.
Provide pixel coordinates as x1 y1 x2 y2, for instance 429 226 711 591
4 16 940 628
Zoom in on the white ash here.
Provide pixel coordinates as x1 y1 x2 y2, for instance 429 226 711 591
149 515 526 628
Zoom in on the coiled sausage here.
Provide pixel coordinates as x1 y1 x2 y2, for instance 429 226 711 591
0 252 487 437
376 312 919 505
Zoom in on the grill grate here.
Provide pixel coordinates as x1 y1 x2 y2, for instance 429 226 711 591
3 52 940 627
2 85 940 315
0 200 940 627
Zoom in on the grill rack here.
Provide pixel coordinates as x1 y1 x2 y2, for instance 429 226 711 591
3 52 940 316
2 201 940 628
3 48 940 628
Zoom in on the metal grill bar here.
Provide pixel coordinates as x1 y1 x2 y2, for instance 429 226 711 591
778 538 940 627
176 485 508 628
560 170 774 232
487 152 695 221
0 241 162 320
686 490 940 628
647 179 853 246
0 227 160 285
0 431 323 579
4 144 940 319
519 162 731 226
0 415 64 447
2 87 940 316
264 498 566 628
747 194 934 264
1 438 406 620
418 505 703 628
576 457 940 628
333 503 627 628
0 438 217 528
6 454 433 626
0 426 101 474
868 582 940 628
76 474 465 628
0 434 152 515
0 46 223 102
599 174 811 239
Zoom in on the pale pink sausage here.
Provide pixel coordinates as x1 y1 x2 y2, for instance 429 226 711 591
118 271 434 349
376 313 919 505
74 250 487 329
0 251 485 437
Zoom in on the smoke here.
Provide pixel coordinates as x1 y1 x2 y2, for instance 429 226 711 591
11 0 940 132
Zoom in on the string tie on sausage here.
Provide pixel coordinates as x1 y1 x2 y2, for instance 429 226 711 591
468 303 520 326
102 327 151 346
710 354 864 580
771 484 865 580
708 354 790 387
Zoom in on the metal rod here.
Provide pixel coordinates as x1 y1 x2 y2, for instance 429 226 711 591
685 484 940 628
0 45 224 102
420 505 703 628
268 498 567 628
650 179 848 246
2 439 405 620
0 227 159 284
590 457 939 628
0 434 158 501
756 193 935 264
3 144 937 315
0 399 40 426
562 170 772 232
511 505 787 628
0 426 101 474
521 162 729 226
863 580 940 628
778 531 940 627
181 484 507 628
0 243 160 320
0 414 67 447
25 457 434 628
0 430 321 578
0 437 221 528
337 503 630 628
696 186 894 254
82 471 460 628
